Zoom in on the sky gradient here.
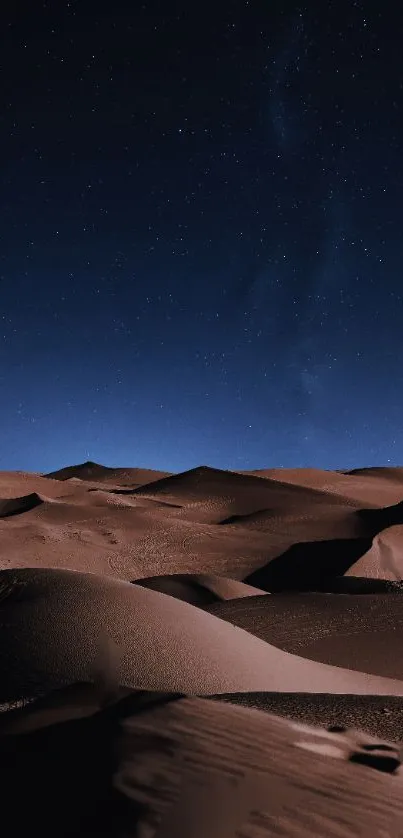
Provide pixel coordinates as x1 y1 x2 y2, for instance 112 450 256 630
1 0 402 473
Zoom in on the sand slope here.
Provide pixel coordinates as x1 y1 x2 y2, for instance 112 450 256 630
207 592 403 679
133 573 265 605
44 460 171 487
0 492 46 518
2 462 403 590
2 568 403 703
1 689 402 837
131 464 362 510
1 462 403 836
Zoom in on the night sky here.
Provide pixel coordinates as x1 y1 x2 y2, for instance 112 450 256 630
1 1 403 473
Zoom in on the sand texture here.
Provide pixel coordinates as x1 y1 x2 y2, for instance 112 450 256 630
2 460 403 835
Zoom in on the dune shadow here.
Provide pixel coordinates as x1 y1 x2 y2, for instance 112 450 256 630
301 576 403 594
245 537 374 592
132 575 221 606
0 493 44 519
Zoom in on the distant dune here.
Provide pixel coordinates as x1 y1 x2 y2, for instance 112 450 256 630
240 465 403 505
207 591 403 679
343 466 403 481
44 460 171 487
1 460 403 835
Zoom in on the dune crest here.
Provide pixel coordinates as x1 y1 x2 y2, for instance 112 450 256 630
0 492 47 518
2 568 403 704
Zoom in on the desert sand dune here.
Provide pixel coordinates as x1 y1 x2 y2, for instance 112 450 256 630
241 465 403 506
137 571 403 600
0 497 273 578
0 470 86 500
2 465 402 591
133 572 264 605
44 459 171 487
346 525 403 581
2 462 403 836
2 567 403 705
224 497 403 537
0 491 47 518
207 591 403 679
344 466 403 481
218 505 371 555
130 464 360 509
1 689 402 837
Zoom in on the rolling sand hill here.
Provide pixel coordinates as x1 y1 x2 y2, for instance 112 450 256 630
207 592 403 679
2 460 403 835
3 567 403 702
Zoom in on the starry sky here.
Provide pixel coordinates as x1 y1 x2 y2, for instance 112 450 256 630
1 0 403 473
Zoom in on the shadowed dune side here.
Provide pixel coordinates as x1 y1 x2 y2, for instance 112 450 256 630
230 501 403 595
356 500 403 530
133 573 265 606
296 576 403 593
0 492 46 518
206 592 403 679
2 568 403 705
0 687 185 837
245 537 374 592
0 688 403 837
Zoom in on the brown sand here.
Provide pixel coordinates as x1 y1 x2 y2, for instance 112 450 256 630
44 459 171 486
212 692 403 743
1 687 403 836
241 465 403 505
3 465 403 585
133 572 265 605
2 461 403 835
207 592 403 678
346 524 403 580
3 567 403 702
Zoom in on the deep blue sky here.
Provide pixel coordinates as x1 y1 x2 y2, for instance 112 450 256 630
1 0 402 473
